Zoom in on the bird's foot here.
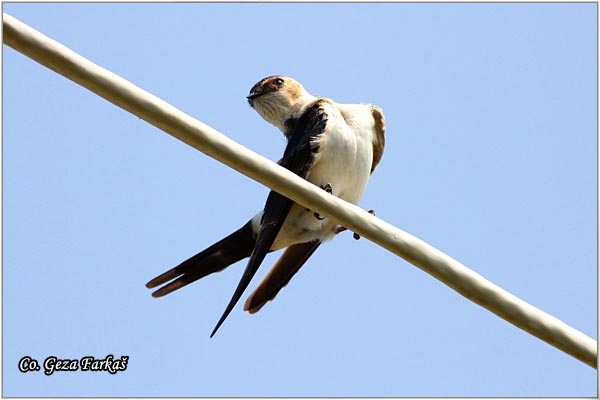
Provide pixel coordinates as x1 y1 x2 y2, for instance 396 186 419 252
314 183 333 220
334 209 376 240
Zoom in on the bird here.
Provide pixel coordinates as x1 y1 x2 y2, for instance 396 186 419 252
145 76 386 337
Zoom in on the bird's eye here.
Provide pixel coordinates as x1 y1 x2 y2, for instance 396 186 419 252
275 78 284 86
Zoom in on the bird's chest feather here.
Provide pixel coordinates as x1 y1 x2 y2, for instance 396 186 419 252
273 116 374 248
307 110 373 204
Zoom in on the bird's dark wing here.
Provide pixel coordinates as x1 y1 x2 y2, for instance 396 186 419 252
145 221 256 297
210 100 329 337
243 240 322 314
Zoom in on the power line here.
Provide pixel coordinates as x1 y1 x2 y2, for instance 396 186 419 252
3 12 596 368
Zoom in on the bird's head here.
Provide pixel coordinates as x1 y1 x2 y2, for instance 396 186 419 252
247 76 316 132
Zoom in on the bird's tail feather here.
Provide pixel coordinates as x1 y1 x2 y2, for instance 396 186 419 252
146 221 256 298
244 240 321 314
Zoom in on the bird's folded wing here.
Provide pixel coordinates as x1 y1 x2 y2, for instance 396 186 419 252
210 100 331 337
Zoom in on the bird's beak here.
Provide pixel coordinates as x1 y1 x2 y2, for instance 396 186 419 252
247 86 265 107
247 91 262 100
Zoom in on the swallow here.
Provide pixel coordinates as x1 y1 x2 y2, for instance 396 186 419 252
146 76 386 337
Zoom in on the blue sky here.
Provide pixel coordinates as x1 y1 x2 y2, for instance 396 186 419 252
2 2 597 397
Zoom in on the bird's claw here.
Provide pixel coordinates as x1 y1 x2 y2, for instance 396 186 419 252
335 209 376 240
334 225 347 234
314 183 333 220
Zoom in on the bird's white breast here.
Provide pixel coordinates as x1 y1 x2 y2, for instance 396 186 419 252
308 102 375 203
269 102 377 249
